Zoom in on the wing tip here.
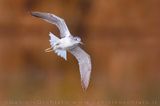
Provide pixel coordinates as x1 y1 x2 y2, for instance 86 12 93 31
81 81 89 91
81 76 91 91
31 11 46 19
81 68 91 91
31 11 39 17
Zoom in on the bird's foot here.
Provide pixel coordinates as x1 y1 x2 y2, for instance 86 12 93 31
45 47 53 52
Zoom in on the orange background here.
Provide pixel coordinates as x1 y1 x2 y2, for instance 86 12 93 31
0 0 160 106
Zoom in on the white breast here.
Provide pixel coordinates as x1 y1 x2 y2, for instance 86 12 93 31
59 37 74 49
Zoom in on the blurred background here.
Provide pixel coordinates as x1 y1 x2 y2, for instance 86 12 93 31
0 0 160 106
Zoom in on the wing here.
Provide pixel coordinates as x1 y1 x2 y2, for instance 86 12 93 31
31 12 71 38
69 46 91 90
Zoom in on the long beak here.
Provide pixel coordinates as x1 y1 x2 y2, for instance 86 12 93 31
80 42 84 45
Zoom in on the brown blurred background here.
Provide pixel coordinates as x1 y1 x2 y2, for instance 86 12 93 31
0 0 160 106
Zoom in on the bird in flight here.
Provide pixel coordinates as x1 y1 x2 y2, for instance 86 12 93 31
31 12 92 90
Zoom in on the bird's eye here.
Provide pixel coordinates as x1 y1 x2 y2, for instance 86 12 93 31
74 37 81 41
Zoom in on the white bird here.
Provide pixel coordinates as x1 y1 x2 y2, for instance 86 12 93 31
31 12 92 90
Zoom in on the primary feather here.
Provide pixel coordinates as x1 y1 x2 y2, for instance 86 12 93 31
69 47 91 90
31 12 71 38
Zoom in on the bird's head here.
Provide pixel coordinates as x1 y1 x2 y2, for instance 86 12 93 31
73 36 83 45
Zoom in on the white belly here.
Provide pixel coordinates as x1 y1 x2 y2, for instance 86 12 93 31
59 37 75 50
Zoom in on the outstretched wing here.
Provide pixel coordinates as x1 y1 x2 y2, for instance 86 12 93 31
31 12 71 38
69 46 91 90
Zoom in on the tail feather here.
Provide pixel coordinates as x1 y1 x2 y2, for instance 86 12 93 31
49 32 59 46
49 32 67 60
55 49 67 60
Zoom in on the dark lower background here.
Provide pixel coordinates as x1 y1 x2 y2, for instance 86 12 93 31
0 0 160 106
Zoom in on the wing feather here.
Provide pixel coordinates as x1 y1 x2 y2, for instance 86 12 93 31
31 12 71 38
69 46 91 90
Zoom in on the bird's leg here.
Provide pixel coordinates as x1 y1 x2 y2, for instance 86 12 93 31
45 42 60 52
45 47 53 52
